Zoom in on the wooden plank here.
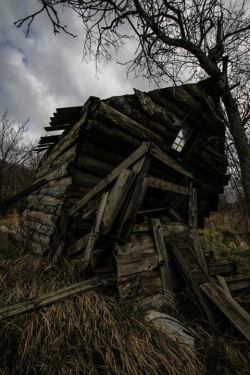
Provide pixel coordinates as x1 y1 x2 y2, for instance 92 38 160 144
151 219 173 292
0 278 102 320
102 169 134 234
69 142 151 217
208 261 237 276
82 192 109 271
225 275 250 293
201 283 250 341
117 168 149 239
44 125 69 131
150 143 193 179
216 276 231 297
188 228 208 276
39 135 60 145
165 232 218 332
146 176 189 195
188 184 197 228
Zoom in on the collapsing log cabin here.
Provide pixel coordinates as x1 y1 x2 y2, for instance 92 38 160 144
20 79 229 301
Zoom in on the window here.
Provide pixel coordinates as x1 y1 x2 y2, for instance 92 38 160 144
171 124 192 152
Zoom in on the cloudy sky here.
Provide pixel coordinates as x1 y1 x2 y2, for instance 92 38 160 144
0 0 156 140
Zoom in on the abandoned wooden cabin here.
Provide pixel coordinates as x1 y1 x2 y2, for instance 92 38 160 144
19 78 229 301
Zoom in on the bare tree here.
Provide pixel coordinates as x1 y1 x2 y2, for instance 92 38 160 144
0 111 36 201
15 0 250 214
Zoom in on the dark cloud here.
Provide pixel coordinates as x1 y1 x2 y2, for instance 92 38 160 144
0 0 156 139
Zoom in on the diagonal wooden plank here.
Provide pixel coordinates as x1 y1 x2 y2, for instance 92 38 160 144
0 278 103 320
116 155 151 239
201 282 250 342
82 191 109 271
69 142 151 217
102 169 134 234
165 231 219 333
150 143 193 179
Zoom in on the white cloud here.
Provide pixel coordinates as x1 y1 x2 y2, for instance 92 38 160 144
0 0 156 139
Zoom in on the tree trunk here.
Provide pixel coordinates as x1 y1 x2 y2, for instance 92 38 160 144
222 87 250 216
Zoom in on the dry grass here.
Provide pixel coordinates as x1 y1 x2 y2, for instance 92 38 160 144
0 253 203 375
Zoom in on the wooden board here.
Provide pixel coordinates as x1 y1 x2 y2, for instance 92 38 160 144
102 169 134 234
165 232 218 332
151 219 172 292
0 278 103 320
146 176 189 195
150 143 193 179
201 283 250 341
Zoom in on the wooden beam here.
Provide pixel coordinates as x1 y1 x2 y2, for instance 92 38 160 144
201 283 250 342
146 176 189 195
225 275 250 292
151 219 173 292
82 192 109 271
208 261 237 276
44 125 69 131
188 184 197 228
69 142 151 217
0 278 103 320
165 232 218 332
116 155 151 239
39 135 60 145
150 143 193 179
102 169 134 234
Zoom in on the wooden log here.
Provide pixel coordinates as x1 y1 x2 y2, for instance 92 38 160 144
97 102 165 146
34 162 69 184
22 220 55 236
39 107 88 170
26 195 63 207
91 119 141 149
22 209 56 227
134 88 182 131
69 142 151 217
36 145 76 180
0 277 103 320
151 219 173 292
146 176 189 195
37 177 72 198
148 90 186 119
73 171 101 188
201 283 250 341
74 154 113 178
79 139 126 166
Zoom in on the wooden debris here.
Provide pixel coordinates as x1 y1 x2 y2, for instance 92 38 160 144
201 283 250 341
0 277 104 320
151 219 173 292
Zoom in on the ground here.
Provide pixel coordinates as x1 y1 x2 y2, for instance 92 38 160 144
0 207 250 374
